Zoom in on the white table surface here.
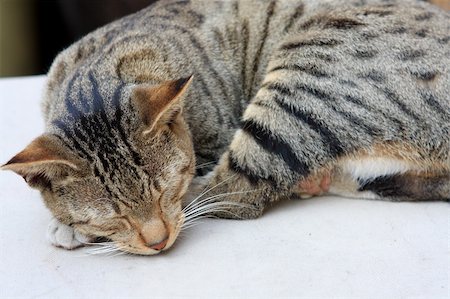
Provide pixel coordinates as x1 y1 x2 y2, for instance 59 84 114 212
0 76 448 299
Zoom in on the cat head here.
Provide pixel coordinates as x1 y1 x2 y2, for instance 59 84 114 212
2 76 196 255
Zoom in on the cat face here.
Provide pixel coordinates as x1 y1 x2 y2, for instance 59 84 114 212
2 77 196 255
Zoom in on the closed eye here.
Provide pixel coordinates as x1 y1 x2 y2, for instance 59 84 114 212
72 218 132 236
114 216 133 230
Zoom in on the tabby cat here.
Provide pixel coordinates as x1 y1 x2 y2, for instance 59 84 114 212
2 0 449 255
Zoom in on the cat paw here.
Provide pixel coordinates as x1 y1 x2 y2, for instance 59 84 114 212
295 171 331 198
47 218 92 250
182 171 214 207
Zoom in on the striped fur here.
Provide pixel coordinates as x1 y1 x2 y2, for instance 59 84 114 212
2 0 450 253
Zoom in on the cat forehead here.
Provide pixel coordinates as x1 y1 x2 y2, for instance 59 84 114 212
61 72 132 114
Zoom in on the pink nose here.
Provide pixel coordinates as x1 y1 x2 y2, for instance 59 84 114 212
148 238 168 251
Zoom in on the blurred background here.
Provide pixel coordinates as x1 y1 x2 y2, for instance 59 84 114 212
0 0 448 77
0 0 156 77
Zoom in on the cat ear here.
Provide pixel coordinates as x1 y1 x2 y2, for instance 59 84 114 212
1 135 80 190
131 75 193 134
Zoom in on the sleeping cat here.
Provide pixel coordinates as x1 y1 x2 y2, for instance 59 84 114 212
2 0 449 255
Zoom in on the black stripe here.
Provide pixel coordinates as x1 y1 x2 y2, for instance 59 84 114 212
262 81 293 96
296 83 383 136
298 18 316 31
281 38 342 50
108 80 143 166
284 3 304 32
307 51 336 62
232 0 239 15
241 20 250 99
89 72 142 165
147 15 173 23
352 48 378 59
93 162 111 187
389 26 407 34
197 76 225 125
263 82 381 135
415 29 427 38
415 12 433 21
296 83 330 100
420 91 448 119
382 88 423 123
269 64 330 78
411 70 437 81
362 8 393 17
65 95 82 120
118 199 133 209
343 94 405 130
437 36 450 44
399 49 425 61
53 120 92 161
358 173 450 201
359 175 403 197
273 98 345 157
78 78 92 114
248 1 276 96
150 22 231 123
241 119 309 176
64 72 78 105
160 23 231 106
53 134 76 153
324 17 365 29
228 151 277 186
77 73 142 182
338 79 357 88
185 10 205 26
265 81 381 135
359 70 385 82
213 28 226 49
228 152 260 185
72 125 89 146
141 21 227 100
165 35 225 125
64 72 83 120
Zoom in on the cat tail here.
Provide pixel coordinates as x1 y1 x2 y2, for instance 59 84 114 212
357 171 450 201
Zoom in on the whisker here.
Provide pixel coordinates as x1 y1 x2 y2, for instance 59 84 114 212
183 215 213 225
184 203 249 222
184 204 241 220
79 241 115 246
86 246 116 254
182 174 238 212
183 188 255 215
84 242 121 256
183 191 255 217
195 161 217 169
180 222 204 231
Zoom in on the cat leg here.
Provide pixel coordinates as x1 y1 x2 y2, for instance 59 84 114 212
293 169 332 198
47 218 93 250
185 153 449 220
183 156 269 220
328 153 450 201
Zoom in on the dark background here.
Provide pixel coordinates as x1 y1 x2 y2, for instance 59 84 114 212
0 0 156 77
1 0 449 77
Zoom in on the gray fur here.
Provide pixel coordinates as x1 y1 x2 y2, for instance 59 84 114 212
4 0 450 253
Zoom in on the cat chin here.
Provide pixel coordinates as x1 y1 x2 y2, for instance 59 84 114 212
113 231 180 255
46 217 182 255
47 218 93 250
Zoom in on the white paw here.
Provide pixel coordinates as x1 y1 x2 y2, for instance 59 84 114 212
47 218 91 250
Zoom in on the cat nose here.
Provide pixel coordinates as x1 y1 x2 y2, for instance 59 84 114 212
148 237 168 251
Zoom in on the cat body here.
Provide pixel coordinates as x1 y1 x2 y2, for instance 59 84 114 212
3 0 449 254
